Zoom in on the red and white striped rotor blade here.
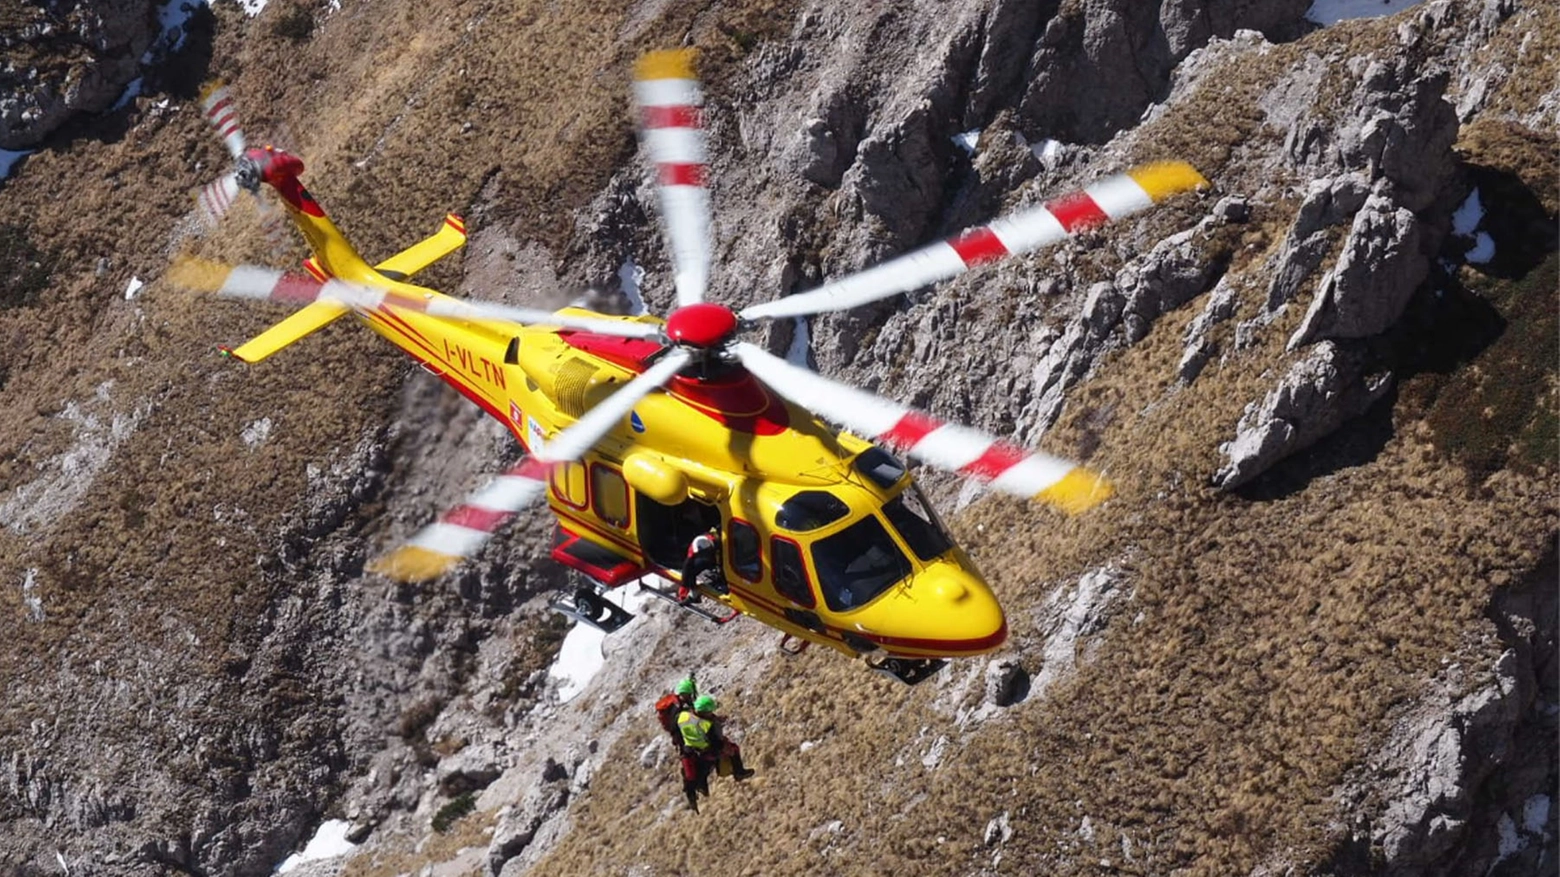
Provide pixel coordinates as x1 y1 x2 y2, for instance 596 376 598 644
167 257 383 309
369 458 552 581
168 257 665 339
200 82 247 160
197 173 242 226
634 50 711 308
739 162 1209 322
372 348 692 580
733 342 1111 514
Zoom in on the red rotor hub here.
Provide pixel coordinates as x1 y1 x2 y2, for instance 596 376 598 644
665 302 738 348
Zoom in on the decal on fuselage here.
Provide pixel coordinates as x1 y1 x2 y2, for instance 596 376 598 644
442 339 507 389
526 415 546 453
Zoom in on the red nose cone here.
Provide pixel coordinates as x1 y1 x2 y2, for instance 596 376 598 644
665 303 738 348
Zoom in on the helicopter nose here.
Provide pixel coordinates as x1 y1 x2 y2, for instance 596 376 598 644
916 566 1006 655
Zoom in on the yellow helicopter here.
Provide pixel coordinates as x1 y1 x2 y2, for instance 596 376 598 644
172 52 1207 684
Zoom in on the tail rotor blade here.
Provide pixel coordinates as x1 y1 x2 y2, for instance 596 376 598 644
372 348 692 579
200 82 247 160
739 162 1209 322
733 342 1111 513
197 174 242 226
634 50 711 308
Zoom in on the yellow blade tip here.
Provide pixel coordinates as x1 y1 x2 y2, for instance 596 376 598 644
1036 469 1114 515
198 80 227 101
635 49 698 82
368 546 461 582
1129 161 1211 201
166 255 231 292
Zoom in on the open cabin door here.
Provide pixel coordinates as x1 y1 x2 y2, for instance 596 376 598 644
636 494 721 570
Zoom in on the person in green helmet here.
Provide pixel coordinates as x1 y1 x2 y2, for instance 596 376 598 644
676 692 754 811
655 674 699 749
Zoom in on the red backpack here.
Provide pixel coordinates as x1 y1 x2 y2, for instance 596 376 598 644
655 693 682 734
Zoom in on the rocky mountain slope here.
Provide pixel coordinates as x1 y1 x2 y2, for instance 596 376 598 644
0 0 1555 874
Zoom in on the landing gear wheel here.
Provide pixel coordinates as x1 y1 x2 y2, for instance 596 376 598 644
575 587 606 622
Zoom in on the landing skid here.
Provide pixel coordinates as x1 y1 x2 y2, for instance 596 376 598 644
867 655 948 686
638 578 741 624
548 579 634 633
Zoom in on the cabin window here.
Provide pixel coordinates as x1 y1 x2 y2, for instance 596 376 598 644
550 461 589 509
883 485 953 561
770 536 815 608
853 446 906 490
811 516 911 612
774 490 850 532
590 464 631 529
729 519 763 582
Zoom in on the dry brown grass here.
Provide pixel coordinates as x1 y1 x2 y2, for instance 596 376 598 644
0 0 1555 872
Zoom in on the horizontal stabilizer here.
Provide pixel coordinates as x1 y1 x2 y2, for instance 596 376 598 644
374 214 467 282
226 300 349 363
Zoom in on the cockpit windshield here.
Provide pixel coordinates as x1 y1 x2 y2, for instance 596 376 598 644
810 515 912 612
882 484 953 561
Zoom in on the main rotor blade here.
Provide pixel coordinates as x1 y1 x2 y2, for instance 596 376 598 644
200 82 248 160
372 348 692 579
634 50 711 308
167 257 663 339
423 298 663 339
739 162 1209 322
733 342 1111 513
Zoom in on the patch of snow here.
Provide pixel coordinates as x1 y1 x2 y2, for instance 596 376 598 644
548 585 655 702
786 318 811 366
1524 794 1551 836
241 417 273 448
618 257 648 315
239 0 270 14
1466 232 1495 264
1030 138 1064 164
1305 0 1426 26
124 276 144 300
952 129 981 155
21 569 44 623
1452 189 1484 236
0 149 32 180
111 78 144 112
276 819 357 873
145 0 209 63
1496 812 1522 859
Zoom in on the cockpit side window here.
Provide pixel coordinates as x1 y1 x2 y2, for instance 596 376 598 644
810 515 912 612
853 446 906 490
883 485 953 561
775 490 850 532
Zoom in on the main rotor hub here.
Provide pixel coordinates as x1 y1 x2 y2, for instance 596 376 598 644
665 302 738 349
